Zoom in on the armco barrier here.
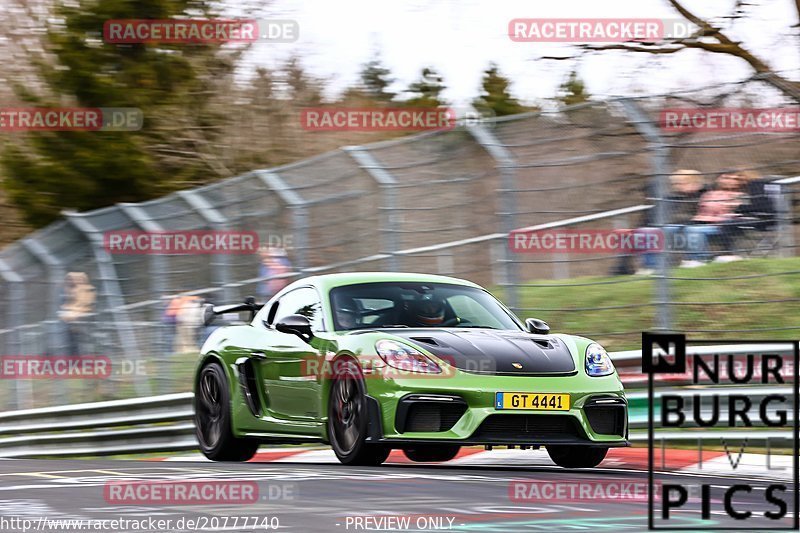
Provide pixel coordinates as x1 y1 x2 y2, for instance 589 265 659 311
0 393 195 457
0 344 794 457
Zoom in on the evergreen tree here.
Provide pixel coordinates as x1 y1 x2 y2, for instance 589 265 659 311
558 70 591 106
472 63 526 117
359 52 395 102
403 67 447 107
285 56 323 107
2 0 235 227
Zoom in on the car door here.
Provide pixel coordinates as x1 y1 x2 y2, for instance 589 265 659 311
256 286 325 422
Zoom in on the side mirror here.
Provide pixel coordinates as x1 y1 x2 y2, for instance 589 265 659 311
525 318 550 335
275 314 314 343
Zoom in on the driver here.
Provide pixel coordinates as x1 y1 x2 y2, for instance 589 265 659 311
333 295 360 329
410 294 446 326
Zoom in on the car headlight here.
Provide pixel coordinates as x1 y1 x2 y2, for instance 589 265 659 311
376 340 441 374
585 343 615 377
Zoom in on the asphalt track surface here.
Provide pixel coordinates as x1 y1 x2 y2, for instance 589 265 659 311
0 455 794 533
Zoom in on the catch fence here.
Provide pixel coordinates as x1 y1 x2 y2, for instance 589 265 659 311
1 78 799 408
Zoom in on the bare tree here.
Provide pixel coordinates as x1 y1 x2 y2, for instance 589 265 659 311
568 0 800 100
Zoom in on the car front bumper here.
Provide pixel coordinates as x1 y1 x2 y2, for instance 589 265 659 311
363 368 629 447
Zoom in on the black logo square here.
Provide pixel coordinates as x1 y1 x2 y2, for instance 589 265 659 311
642 332 686 374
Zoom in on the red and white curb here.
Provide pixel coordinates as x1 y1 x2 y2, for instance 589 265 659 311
154 446 792 480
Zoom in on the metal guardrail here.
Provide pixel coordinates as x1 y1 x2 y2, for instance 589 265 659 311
0 393 195 458
0 344 794 457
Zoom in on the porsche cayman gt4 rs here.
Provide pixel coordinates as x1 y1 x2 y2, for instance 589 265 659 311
194 272 628 467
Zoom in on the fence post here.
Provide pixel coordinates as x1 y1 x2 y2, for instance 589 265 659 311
344 146 400 271
776 186 794 259
177 190 234 302
620 99 672 331
437 250 454 275
20 238 65 355
118 204 171 391
0 259 25 409
256 171 308 270
489 238 507 287
467 124 519 310
20 237 67 405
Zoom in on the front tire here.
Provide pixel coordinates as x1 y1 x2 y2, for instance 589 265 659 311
195 362 259 462
328 359 390 466
546 445 608 468
403 445 461 463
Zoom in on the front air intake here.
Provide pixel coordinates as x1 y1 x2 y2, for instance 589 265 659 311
584 397 627 437
395 394 467 433
472 414 585 442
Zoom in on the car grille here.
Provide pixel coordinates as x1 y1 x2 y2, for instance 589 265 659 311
472 414 584 442
585 403 627 437
403 402 467 432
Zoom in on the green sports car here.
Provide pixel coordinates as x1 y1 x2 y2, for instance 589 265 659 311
193 272 628 467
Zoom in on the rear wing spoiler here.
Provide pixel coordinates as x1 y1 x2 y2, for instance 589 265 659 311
203 296 264 325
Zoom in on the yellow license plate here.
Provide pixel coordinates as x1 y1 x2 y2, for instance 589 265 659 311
495 392 570 411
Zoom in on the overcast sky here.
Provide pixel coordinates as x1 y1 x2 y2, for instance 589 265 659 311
239 0 799 106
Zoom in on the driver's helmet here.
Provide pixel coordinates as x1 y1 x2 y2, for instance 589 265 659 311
333 294 360 329
412 294 445 326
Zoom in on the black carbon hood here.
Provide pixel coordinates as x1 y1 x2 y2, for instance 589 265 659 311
390 329 576 375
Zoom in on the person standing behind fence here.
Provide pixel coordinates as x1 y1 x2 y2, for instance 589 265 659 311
712 169 779 261
59 272 96 356
257 246 292 300
634 170 705 276
682 172 746 266
174 295 203 353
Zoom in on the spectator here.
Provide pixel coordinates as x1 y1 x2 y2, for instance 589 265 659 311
681 172 746 267
163 294 186 354
59 272 96 355
736 169 777 228
635 170 705 275
257 246 292 300
174 295 203 353
713 169 779 261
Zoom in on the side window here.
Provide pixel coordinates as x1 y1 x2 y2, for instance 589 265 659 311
272 287 324 331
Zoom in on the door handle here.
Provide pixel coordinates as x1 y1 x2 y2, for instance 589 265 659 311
251 351 268 359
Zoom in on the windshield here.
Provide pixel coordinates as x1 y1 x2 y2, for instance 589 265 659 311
329 282 522 332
